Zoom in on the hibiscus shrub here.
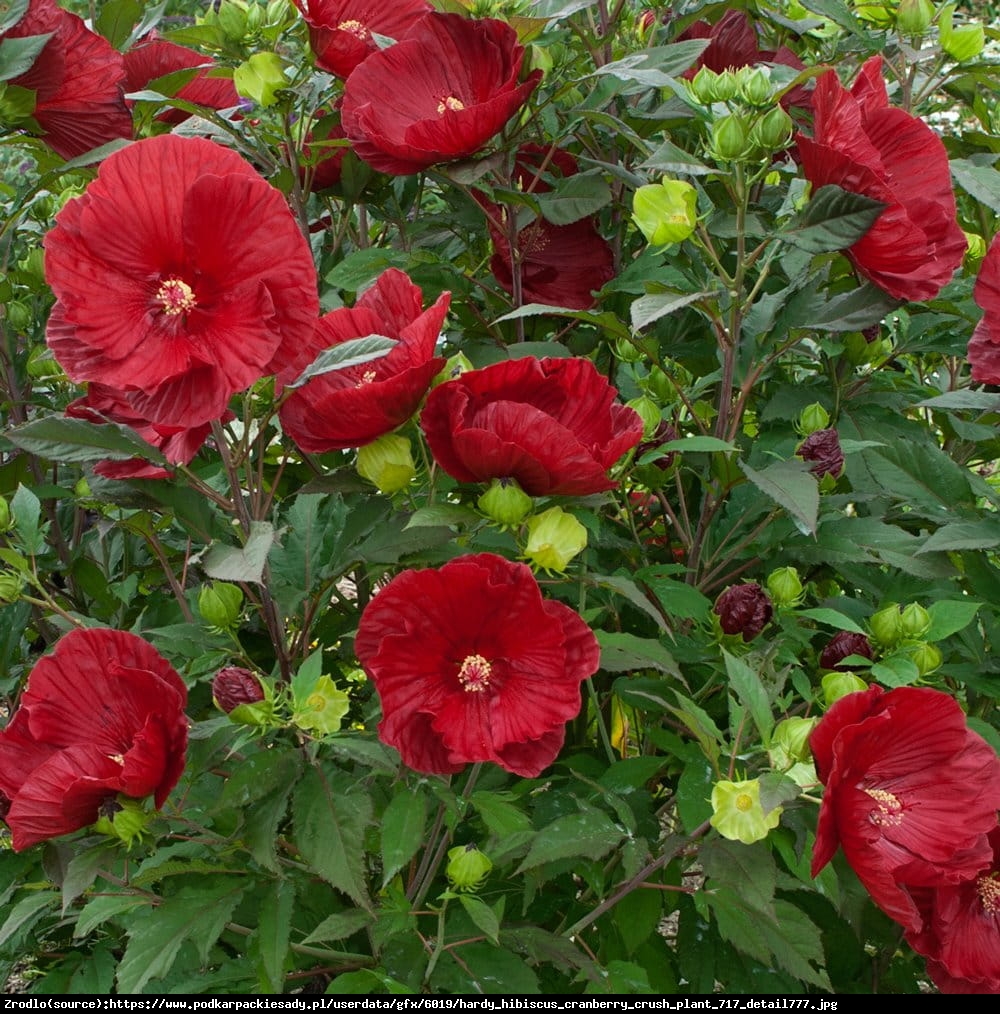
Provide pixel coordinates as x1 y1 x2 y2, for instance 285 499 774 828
1 0 1000 998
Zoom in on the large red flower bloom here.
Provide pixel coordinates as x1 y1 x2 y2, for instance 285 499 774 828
0 628 188 851
809 686 1000 932
355 553 599 777
44 134 319 428
3 0 132 159
341 12 542 176
795 56 966 302
967 235 1000 384
123 34 240 126
292 0 431 79
475 146 614 309
279 268 448 453
420 356 644 497
905 826 1000 994
65 382 222 480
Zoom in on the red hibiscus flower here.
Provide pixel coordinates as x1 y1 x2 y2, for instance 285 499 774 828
355 553 599 777
968 235 1000 384
809 686 1000 932
420 356 644 497
123 34 240 126
292 0 431 79
905 826 1000 994
341 12 543 176
0 627 188 852
3 0 132 159
279 268 448 453
44 134 319 428
475 146 614 309
65 382 223 480
795 56 966 302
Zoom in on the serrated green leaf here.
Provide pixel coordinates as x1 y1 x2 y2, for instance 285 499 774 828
535 173 611 225
61 844 118 913
639 138 713 175
404 504 479 529
794 282 900 332
10 482 44 554
286 335 397 389
722 650 773 741
515 811 626 874
0 891 57 948
293 766 372 909
74 894 152 939
916 521 1000 555
5 416 168 465
740 458 818 536
254 880 295 993
635 567 711 623
660 436 737 453
202 520 274 583
797 607 867 635
470 792 533 838
870 654 921 688
302 909 373 945
926 600 981 641
597 631 679 674
95 0 144 48
381 790 427 888
951 158 1000 214
631 290 715 331
0 32 51 82
782 184 885 253
0 0 29 34
458 895 501 946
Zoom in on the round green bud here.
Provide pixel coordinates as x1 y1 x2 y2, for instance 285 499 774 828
478 477 533 527
632 178 698 247
0 497 10 532
964 232 987 268
821 670 867 706
940 7 985 62
765 566 804 608
869 604 903 647
688 66 719 104
3 301 31 333
625 395 661 438
796 402 831 437
25 346 64 379
292 674 350 735
750 106 793 152
709 778 782 844
710 114 748 162
446 844 493 891
216 0 249 40
899 602 931 640
198 581 243 629
896 0 934 36
770 716 818 768
908 641 943 677
356 434 416 494
853 1 895 27
0 571 25 605
612 337 643 364
93 796 153 850
523 507 587 574
713 70 739 103
739 68 772 107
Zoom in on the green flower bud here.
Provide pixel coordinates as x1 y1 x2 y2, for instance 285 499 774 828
446 844 493 891
713 70 739 103
434 352 474 386
0 570 25 605
234 52 287 108
93 796 153 850
765 566 804 608
907 641 942 676
964 232 987 268
217 0 249 40
523 507 587 574
631 179 698 247
853 1 895 27
750 106 793 152
0 497 10 532
769 716 818 768
940 6 984 62
869 604 903 647
688 66 719 104
795 402 830 437
739 68 772 107
612 337 643 364
245 1 264 32
25 346 63 379
821 671 867 706
710 114 748 162
198 582 243 629
625 395 661 438
900 602 931 640
292 674 350 735
356 433 416 494
478 477 533 527
212 667 276 727
710 778 782 844
896 0 934 36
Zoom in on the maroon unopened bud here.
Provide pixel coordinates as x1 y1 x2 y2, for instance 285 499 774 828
861 324 881 344
714 583 773 642
819 631 873 672
636 421 679 471
798 428 844 480
212 667 265 714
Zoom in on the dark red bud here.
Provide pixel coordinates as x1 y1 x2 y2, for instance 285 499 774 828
212 667 265 714
819 631 873 671
714 583 773 641
798 428 844 480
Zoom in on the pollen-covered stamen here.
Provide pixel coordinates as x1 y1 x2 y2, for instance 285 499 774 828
337 19 368 40
735 793 754 812
437 95 465 114
457 654 491 693
355 369 377 388
978 872 1000 914
864 787 904 827
155 278 197 316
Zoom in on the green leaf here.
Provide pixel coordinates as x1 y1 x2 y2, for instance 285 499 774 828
659 436 737 453
926 600 982 641
302 909 372 945
917 390 1000 412
74 894 152 939
797 607 867 635
799 0 875 38
470 792 533 838
254 880 295 993
324 248 410 290
860 439 977 514
782 184 885 253
0 891 57 948
61 844 118 913
381 790 427 888
793 282 901 332
951 158 1000 214
636 567 712 623
491 305 630 341
590 39 709 83
10 482 44 555
0 0 29 34
404 504 479 529
722 650 773 741
536 172 612 225
916 521 1000 555
515 811 626 874
740 459 819 536
95 0 144 48
870 654 921 688
5 416 168 465
326 968 415 994
293 766 372 909
116 882 242 993
639 138 713 176
591 573 667 629
0 32 51 82
202 520 274 583
631 290 716 331
596 631 679 675
285 335 397 389
458 895 501 946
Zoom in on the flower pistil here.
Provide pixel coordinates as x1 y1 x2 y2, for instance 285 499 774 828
156 278 197 316
458 654 492 693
